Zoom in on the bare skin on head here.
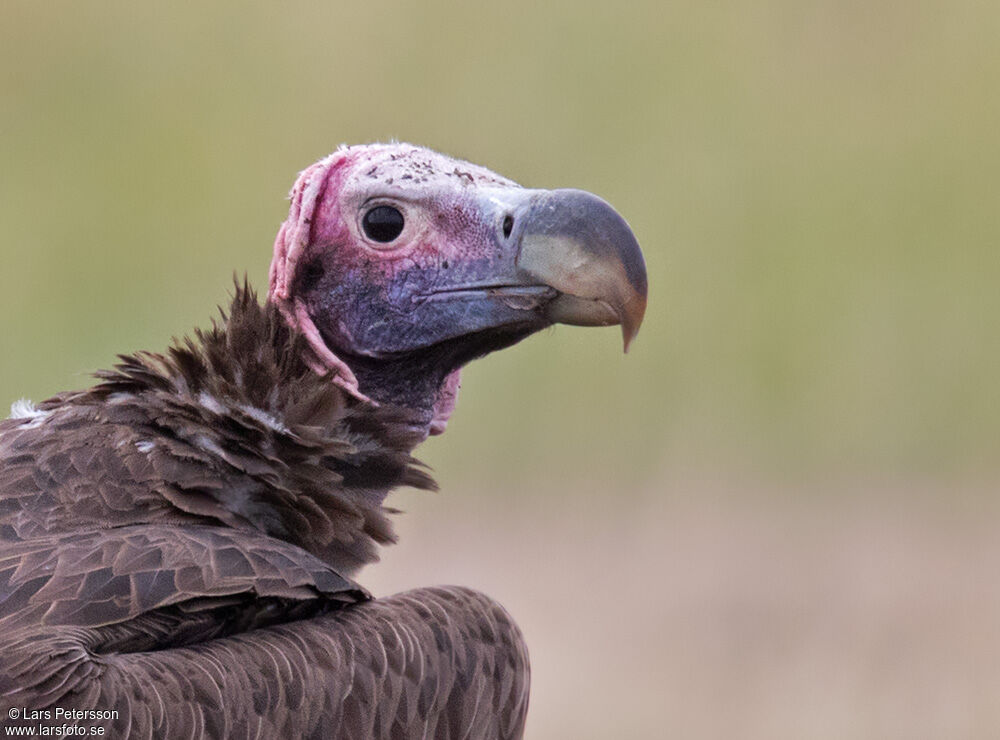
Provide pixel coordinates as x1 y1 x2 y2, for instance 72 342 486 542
269 143 647 439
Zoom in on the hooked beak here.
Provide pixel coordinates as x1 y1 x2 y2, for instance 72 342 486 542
512 189 647 351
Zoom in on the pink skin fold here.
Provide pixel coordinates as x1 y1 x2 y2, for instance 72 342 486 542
269 154 367 400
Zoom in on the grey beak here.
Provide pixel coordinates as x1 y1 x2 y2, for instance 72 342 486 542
514 189 648 351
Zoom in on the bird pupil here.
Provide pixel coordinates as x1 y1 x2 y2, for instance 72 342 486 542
363 206 404 242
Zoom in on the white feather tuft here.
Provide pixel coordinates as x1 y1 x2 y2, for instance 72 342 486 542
9 399 50 428
236 403 290 434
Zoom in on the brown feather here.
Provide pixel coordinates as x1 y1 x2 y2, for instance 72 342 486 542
0 285 528 738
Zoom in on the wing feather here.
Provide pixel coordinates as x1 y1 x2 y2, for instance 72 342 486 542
1 586 528 739
0 526 366 635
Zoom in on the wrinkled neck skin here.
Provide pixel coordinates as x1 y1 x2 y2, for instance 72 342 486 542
270 292 463 444
339 352 461 439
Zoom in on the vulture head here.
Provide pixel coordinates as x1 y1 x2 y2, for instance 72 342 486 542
269 144 647 438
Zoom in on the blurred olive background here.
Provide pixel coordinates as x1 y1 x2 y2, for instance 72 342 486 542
3 2 999 738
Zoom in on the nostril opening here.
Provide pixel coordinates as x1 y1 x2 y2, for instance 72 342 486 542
502 214 514 239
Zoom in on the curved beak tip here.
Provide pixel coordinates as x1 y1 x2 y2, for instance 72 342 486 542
514 188 648 354
620 293 647 353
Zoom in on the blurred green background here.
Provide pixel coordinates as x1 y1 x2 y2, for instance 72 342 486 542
2 1 997 488
3 3 999 737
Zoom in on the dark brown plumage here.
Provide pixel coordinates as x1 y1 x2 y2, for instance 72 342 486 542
1 144 646 738
1 288 529 738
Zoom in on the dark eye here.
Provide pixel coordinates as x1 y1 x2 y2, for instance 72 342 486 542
362 205 405 243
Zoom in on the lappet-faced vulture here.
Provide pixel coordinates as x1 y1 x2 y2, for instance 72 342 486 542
0 144 646 738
